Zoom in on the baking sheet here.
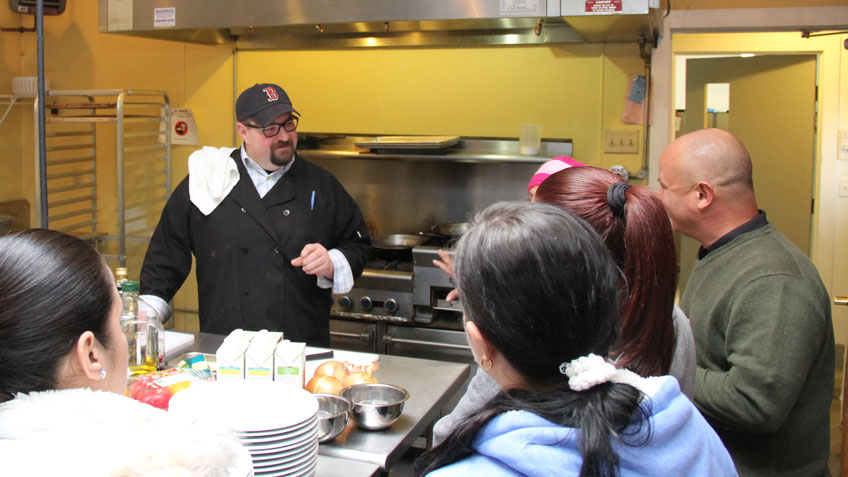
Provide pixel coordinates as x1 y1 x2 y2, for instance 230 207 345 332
354 136 459 150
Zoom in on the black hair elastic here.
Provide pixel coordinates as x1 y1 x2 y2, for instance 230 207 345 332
607 182 632 220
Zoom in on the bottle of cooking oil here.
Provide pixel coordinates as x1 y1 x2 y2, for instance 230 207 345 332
121 280 159 376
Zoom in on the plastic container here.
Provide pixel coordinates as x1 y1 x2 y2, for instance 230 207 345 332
11 77 49 97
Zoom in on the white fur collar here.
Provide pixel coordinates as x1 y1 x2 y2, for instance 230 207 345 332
0 388 250 476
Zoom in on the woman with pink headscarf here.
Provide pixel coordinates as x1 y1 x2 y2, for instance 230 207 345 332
526 156 585 200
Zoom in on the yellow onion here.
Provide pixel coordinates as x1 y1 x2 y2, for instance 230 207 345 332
306 375 343 394
314 360 350 382
343 371 378 388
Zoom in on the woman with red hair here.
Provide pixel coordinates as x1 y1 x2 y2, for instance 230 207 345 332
534 166 692 381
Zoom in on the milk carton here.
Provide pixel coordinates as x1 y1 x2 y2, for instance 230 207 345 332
245 330 283 381
215 329 254 380
274 340 306 387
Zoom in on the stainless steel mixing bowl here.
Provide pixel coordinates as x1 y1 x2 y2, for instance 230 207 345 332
341 383 410 431
314 393 352 442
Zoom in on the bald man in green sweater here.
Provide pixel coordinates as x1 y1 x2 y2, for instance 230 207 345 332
657 128 834 477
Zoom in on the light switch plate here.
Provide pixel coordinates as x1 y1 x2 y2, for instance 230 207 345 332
840 130 848 161
840 178 848 197
604 130 639 154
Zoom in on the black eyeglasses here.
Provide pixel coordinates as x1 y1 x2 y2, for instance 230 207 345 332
244 116 299 137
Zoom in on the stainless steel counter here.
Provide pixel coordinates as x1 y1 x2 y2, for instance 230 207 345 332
180 331 471 473
316 455 379 477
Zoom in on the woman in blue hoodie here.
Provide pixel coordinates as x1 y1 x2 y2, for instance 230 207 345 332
414 201 735 477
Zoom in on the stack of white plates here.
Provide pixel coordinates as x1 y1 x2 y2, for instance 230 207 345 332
169 380 319 476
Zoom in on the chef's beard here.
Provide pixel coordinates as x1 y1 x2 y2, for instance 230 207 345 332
270 140 295 167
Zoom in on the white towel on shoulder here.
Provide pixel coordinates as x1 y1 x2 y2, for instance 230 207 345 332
188 146 239 215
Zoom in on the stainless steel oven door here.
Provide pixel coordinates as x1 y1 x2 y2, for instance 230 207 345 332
330 318 378 353
383 324 472 363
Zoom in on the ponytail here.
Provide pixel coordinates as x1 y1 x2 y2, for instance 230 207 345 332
613 186 677 377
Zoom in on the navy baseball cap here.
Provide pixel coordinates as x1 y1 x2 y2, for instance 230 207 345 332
236 83 300 127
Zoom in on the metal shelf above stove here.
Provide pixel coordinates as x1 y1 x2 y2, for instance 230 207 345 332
298 135 573 164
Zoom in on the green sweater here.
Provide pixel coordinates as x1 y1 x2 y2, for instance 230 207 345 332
681 224 834 477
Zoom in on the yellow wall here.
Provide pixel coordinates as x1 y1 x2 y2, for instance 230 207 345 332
237 43 646 173
2 3 233 224
1 7 24 202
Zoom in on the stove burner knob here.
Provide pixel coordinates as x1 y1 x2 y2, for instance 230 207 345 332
338 295 352 310
360 296 373 311
385 298 398 314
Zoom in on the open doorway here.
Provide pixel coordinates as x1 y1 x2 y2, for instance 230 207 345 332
673 53 818 295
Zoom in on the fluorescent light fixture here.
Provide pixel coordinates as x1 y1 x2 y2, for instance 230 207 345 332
740 53 755 58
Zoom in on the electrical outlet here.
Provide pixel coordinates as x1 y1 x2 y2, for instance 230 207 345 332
839 178 848 197
604 130 639 154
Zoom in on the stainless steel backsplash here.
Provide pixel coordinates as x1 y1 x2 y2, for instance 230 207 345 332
308 156 538 236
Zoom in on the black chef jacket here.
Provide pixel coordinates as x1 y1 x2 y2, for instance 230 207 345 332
140 149 370 346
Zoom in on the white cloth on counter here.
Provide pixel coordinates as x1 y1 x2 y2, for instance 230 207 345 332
188 146 239 215
0 388 251 476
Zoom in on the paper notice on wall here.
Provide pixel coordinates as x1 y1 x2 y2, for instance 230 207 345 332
500 0 541 16
159 109 200 146
154 7 176 28
107 0 133 31
585 0 623 14
622 75 646 125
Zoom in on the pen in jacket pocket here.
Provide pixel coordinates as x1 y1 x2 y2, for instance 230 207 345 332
310 190 315 210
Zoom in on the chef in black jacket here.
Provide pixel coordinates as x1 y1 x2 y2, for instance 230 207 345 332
140 83 370 346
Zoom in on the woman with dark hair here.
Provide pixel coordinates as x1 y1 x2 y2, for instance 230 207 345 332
415 202 732 476
433 167 695 446
0 229 249 475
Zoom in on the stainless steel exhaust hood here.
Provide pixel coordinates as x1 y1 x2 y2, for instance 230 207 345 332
97 0 662 48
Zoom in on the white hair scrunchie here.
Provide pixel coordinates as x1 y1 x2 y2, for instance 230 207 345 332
560 353 617 392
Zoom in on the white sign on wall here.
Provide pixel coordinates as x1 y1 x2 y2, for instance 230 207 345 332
500 0 542 16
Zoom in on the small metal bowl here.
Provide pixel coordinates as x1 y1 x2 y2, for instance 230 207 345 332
315 393 352 442
341 383 410 431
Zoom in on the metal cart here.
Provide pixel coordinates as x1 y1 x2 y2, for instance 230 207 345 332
34 89 171 274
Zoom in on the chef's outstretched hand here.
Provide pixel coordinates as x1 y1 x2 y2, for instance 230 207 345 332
292 243 334 279
433 249 459 302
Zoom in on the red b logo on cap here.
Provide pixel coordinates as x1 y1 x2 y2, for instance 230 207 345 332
263 87 279 102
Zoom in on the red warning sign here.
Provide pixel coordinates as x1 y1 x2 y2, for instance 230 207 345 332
585 0 622 14
174 120 188 136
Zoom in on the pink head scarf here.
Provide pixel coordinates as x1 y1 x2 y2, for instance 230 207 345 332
527 156 586 193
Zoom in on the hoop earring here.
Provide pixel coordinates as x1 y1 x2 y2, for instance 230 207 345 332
99 368 107 380
479 356 493 371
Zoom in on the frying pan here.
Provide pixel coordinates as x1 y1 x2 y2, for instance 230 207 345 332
431 222 470 237
371 234 427 251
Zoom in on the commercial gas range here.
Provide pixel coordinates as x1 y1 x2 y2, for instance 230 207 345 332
332 246 460 323
330 245 470 363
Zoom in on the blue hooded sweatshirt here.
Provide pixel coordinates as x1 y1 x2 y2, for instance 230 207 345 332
428 376 736 477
